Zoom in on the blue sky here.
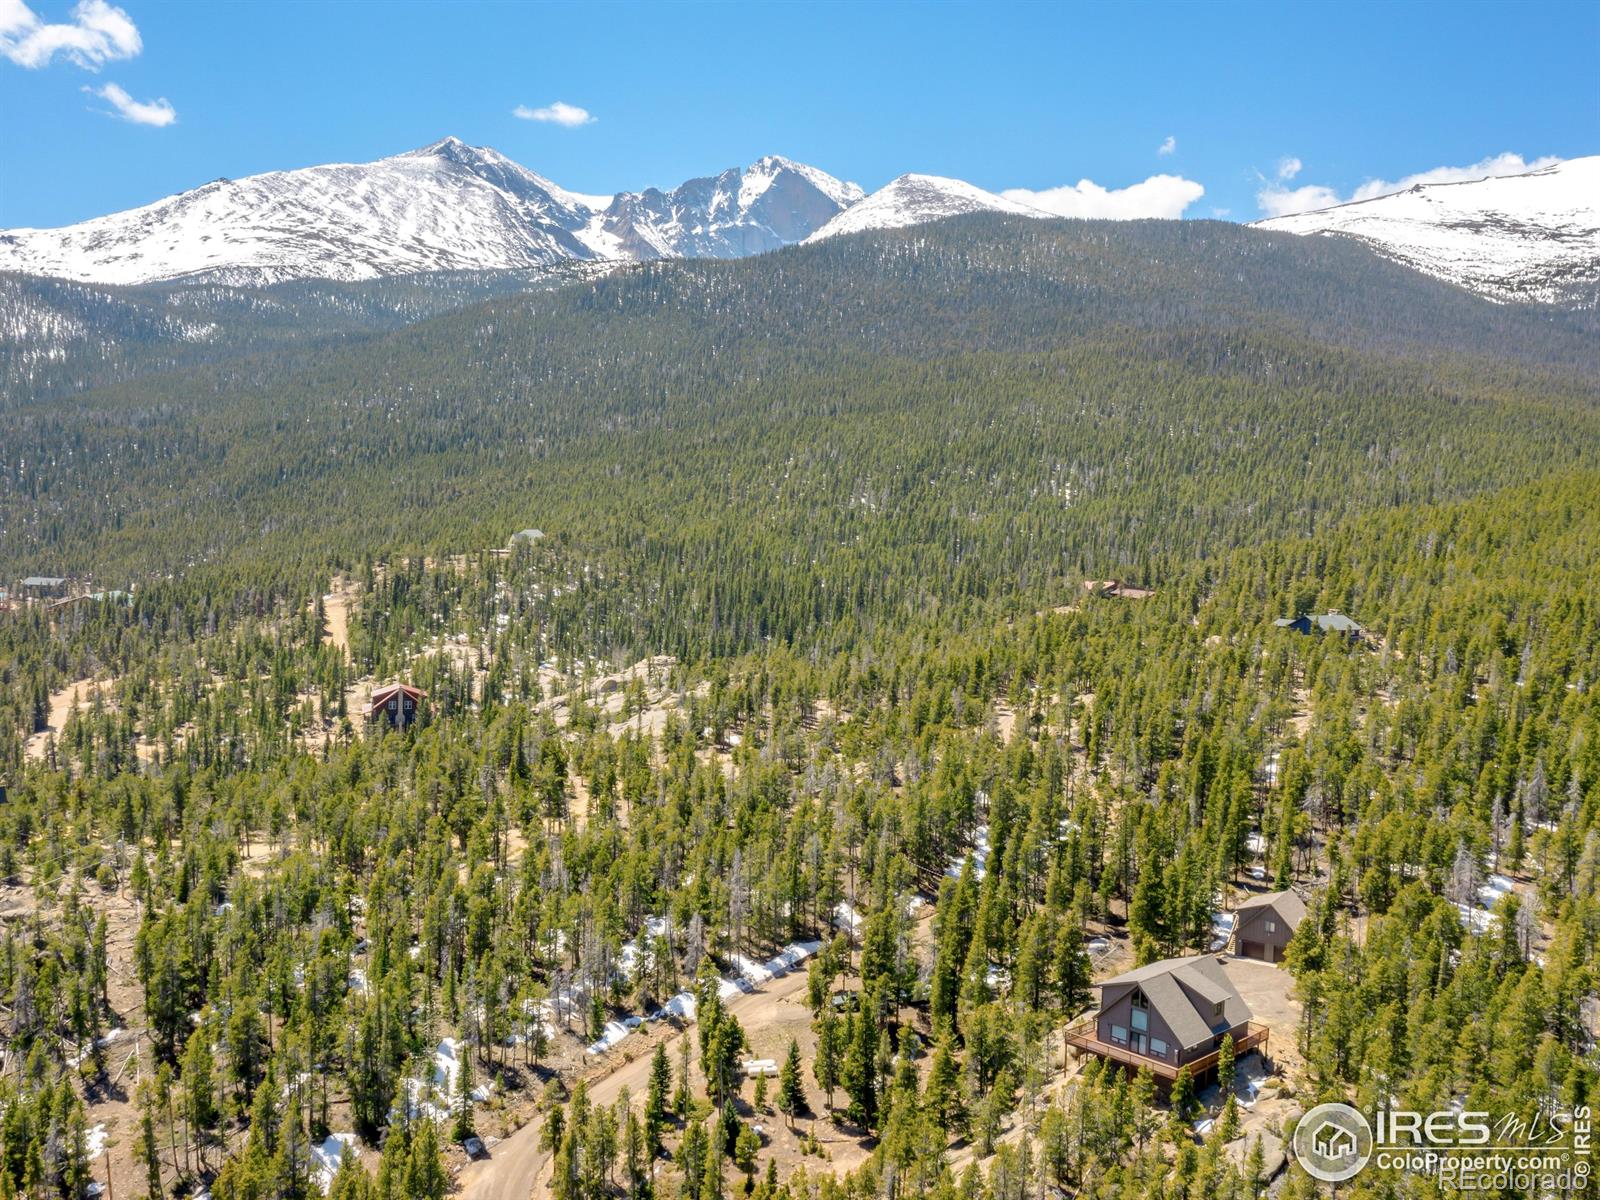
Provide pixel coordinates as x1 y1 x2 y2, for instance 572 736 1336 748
2 0 1596 228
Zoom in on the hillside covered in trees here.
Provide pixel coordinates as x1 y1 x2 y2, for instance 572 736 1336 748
0 219 1596 1200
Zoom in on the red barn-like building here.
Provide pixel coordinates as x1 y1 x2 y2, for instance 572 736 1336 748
367 683 425 729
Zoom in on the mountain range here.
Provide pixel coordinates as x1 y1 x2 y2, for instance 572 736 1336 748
1255 156 1600 305
0 139 1595 307
0 139 868 287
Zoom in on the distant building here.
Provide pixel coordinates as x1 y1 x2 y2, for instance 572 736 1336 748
19 576 67 598
1273 611 1363 639
366 683 425 729
1083 579 1156 600
1231 889 1306 963
1065 954 1268 1084
509 528 545 545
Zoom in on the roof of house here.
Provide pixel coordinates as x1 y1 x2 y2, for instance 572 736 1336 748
366 682 426 715
1232 888 1308 934
1274 612 1363 633
21 576 66 587
1098 954 1252 1050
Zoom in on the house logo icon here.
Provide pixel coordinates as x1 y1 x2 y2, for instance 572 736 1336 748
1292 1102 1373 1182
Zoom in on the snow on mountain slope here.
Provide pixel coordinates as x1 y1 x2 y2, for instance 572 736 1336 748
805 173 1050 242
595 155 865 259
0 141 864 286
0 139 608 287
1255 157 1600 305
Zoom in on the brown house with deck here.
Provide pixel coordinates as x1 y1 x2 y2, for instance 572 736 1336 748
1065 954 1268 1085
1231 889 1306 963
366 683 425 730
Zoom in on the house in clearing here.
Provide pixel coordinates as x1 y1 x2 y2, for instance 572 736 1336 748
366 683 425 730
1083 579 1156 600
1274 611 1363 640
1231 889 1306 963
18 576 68 599
1065 954 1268 1084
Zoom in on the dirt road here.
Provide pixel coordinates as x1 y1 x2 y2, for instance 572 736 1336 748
456 967 814 1200
25 677 115 761
323 580 354 654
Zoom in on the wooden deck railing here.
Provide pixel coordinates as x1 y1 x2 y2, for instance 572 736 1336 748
1063 1019 1269 1081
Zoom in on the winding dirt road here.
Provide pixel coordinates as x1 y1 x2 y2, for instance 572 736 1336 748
456 968 814 1200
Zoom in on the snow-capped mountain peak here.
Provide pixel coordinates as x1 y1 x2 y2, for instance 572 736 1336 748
0 141 865 286
1255 156 1600 305
596 156 866 260
805 173 1049 242
741 155 866 211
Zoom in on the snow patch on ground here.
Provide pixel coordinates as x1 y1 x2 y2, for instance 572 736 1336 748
310 1132 359 1192
945 824 992 880
1209 911 1236 952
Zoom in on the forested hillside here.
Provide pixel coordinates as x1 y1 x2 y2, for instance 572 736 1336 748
3 219 1598 594
0 263 612 402
0 220 1596 1200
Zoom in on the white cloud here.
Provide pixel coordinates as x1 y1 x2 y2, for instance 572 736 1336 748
1258 152 1561 218
512 100 595 127
0 0 140 69
1276 156 1302 181
1157 135 1176 156
87 79 172 125
1256 183 1342 218
1001 173 1205 220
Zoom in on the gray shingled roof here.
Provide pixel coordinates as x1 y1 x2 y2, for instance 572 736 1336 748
1098 954 1252 1050
1315 612 1362 633
1233 889 1307 934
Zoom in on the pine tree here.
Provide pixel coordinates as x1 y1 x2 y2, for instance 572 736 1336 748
777 1039 805 1128
453 1048 475 1142
645 1041 672 1155
1217 1093 1241 1142
404 1120 449 1200
842 1007 878 1130
813 1006 841 1112
923 1032 966 1139
1169 1064 1197 1133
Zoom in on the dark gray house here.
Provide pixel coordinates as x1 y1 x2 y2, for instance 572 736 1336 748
19 576 67 599
1231 889 1307 963
1066 954 1267 1083
1273 611 1363 640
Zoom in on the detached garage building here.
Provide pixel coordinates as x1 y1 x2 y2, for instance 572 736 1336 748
1231 889 1306 963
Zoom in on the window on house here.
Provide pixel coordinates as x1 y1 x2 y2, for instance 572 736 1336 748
1131 990 1147 1009
1131 1008 1148 1032
1213 1000 1225 1019
1150 1038 1168 1057
1265 919 1277 933
1110 1025 1129 1047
